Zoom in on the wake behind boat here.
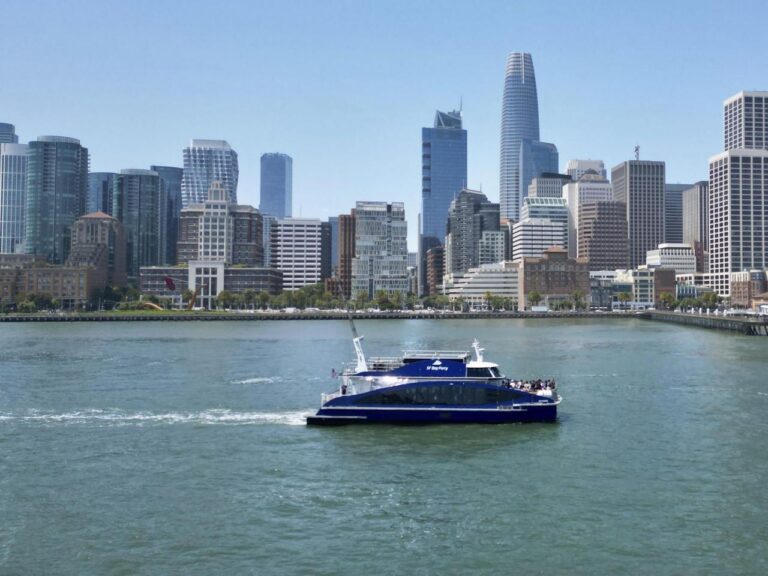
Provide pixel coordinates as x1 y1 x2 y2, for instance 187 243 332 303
306 323 561 425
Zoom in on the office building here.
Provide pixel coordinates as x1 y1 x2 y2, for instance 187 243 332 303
351 201 409 298
646 243 696 275
444 262 519 309
563 170 613 258
709 91 768 296
259 153 292 218
0 143 29 254
0 123 18 144
420 109 467 294
445 189 500 274
682 181 709 273
577 201 628 271
425 245 444 296
87 173 117 215
67 211 127 288
272 218 324 291
328 216 339 273
527 173 571 198
518 247 590 310
611 160 666 269
478 230 506 265
181 139 238 207
511 218 567 262
25 136 89 264
664 183 691 244
499 52 558 220
151 165 183 265
566 159 607 180
112 169 166 278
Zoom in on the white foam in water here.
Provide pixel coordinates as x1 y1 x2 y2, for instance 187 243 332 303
0 408 312 426
230 377 278 385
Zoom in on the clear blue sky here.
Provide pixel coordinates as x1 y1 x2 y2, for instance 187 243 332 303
2 0 766 250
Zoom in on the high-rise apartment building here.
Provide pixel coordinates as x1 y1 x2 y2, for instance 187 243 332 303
181 140 238 207
664 183 691 244
425 245 444 296
112 169 166 278
709 92 768 295
67 211 127 287
335 212 356 300
0 123 19 144
445 189 500 274
259 153 292 218
566 159 607 181
0 143 29 254
577 201 628 271
25 136 89 264
272 218 323 291
563 170 613 258
499 52 558 220
351 202 409 298
151 165 183 265
87 172 117 215
420 109 467 294
611 160 666 268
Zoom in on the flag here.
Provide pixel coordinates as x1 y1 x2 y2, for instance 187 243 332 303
164 277 176 291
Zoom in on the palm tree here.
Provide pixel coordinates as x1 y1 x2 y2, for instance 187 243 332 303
617 292 631 310
528 291 542 309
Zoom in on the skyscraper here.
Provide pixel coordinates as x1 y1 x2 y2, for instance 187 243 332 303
445 189 500 274
577 201 628 271
566 159 607 180
664 183 692 244
0 143 29 254
25 136 89 264
0 123 19 144
709 91 768 295
272 218 323 291
181 140 238 207
420 109 467 294
259 153 292 218
562 169 614 259
112 169 166 278
499 52 558 221
151 165 184 264
682 181 709 272
611 160 666 269
87 172 117 215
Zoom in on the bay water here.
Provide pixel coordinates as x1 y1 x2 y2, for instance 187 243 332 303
1 319 767 575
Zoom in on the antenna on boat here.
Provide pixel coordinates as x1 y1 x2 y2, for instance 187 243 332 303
348 314 368 372
472 339 484 362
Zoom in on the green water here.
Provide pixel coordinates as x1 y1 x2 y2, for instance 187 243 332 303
1 319 767 575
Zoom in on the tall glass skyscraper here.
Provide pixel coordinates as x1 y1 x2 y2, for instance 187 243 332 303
151 165 183 264
181 140 238 207
0 123 19 144
0 143 29 253
25 136 89 264
87 172 117 214
499 52 558 221
112 169 166 278
419 109 467 294
259 153 292 218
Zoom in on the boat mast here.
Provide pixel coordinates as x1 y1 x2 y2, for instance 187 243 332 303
472 339 484 362
348 316 368 372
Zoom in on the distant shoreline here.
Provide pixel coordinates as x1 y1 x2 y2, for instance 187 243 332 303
0 311 640 322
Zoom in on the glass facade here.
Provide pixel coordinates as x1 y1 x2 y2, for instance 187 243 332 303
112 169 166 278
420 110 467 294
151 165 183 264
0 123 19 144
87 172 117 215
181 140 238 207
259 153 292 218
25 136 89 264
0 143 29 254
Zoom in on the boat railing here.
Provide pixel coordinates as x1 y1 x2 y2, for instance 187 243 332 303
401 350 470 360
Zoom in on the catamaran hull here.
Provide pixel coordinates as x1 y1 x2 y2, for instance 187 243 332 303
307 404 558 425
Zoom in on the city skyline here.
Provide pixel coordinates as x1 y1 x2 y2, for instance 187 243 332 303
1 1 767 250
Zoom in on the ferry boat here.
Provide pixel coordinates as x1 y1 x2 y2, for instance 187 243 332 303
306 325 561 425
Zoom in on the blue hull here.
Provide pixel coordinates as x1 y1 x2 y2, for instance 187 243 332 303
307 404 557 425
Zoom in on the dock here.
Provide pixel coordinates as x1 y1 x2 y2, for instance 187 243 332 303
641 310 768 335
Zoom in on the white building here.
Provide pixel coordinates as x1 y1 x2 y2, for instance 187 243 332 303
478 230 506 265
707 92 768 296
443 262 519 309
351 201 409 298
181 139 239 207
527 174 571 199
273 218 323 291
645 243 696 275
511 218 567 262
566 159 607 181
614 267 655 309
562 171 613 258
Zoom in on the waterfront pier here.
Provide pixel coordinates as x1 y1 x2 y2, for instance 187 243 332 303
643 311 768 336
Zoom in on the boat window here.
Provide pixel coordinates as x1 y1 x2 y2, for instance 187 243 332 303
489 367 501 378
467 368 488 378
